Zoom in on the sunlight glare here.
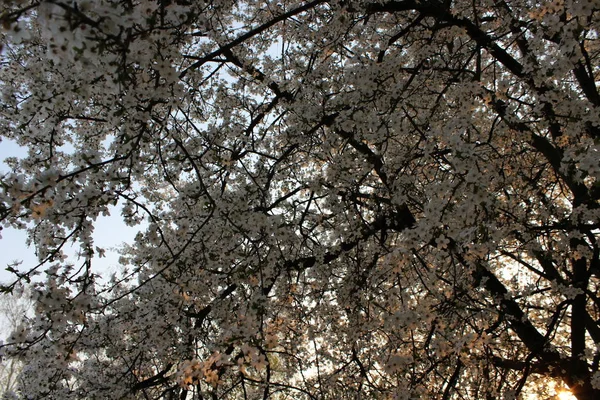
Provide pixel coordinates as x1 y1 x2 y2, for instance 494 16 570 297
556 389 576 400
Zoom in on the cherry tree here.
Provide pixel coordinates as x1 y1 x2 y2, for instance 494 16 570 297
0 0 599 398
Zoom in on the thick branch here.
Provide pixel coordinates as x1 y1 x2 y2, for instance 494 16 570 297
180 0 326 78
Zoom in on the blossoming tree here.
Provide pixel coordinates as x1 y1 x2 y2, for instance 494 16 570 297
0 0 599 398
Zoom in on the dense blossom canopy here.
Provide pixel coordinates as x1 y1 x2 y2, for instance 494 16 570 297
0 0 599 399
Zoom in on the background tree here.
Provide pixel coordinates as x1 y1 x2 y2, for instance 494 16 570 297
0 284 31 398
0 0 598 399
